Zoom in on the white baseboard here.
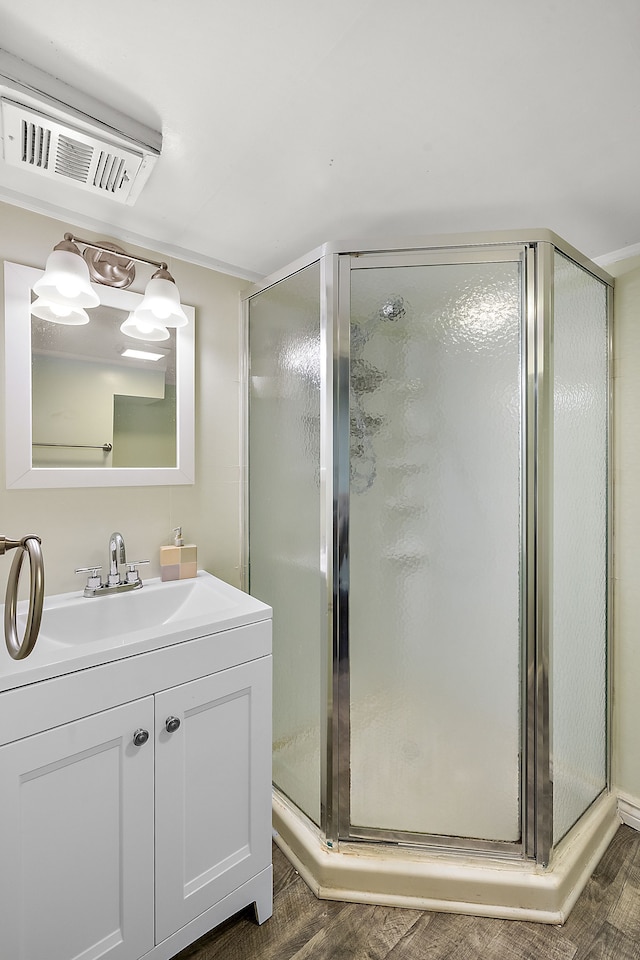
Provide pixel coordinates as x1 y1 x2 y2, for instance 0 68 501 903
618 795 640 832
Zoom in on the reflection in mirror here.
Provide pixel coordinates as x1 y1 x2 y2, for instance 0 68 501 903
31 304 177 468
4 261 195 489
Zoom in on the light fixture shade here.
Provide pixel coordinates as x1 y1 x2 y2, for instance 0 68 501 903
120 311 170 342
31 296 90 325
134 276 188 328
33 247 100 309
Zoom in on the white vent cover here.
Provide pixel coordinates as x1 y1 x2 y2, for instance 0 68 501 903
0 98 157 204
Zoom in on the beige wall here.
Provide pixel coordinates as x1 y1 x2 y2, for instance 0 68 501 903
0 201 245 596
611 253 640 806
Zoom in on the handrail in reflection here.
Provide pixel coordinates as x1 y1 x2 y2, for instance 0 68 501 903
33 441 113 452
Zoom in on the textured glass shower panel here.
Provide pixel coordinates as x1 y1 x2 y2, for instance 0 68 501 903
348 259 522 842
248 262 322 826
552 253 608 845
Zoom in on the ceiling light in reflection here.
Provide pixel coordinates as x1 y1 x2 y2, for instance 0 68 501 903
279 336 320 385
437 280 520 353
121 348 165 361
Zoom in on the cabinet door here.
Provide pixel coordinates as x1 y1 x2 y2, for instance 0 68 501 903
155 656 272 943
0 698 155 960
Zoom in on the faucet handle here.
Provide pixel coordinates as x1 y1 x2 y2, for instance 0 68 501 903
124 560 150 584
75 566 103 590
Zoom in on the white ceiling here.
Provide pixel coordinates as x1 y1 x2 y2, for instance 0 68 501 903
0 0 638 281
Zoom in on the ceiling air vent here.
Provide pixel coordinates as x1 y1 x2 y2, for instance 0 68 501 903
1 98 158 204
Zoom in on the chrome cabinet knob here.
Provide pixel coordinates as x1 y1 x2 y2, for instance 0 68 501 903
133 728 149 747
165 716 181 733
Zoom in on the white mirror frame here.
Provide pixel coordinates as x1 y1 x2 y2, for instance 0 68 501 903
4 261 195 488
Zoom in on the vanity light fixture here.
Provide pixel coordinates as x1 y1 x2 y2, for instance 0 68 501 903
129 271 188 329
32 237 99 310
31 233 187 337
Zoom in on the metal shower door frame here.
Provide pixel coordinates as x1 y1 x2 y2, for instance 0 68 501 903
328 243 531 858
532 244 613 864
242 229 612 868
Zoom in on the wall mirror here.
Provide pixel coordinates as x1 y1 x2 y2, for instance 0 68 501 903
4 261 195 488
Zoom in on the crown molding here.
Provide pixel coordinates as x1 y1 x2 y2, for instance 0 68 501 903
0 187 263 283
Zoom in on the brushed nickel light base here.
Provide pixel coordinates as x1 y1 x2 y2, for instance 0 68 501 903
82 241 136 288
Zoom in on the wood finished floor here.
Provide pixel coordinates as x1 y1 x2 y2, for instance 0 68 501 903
174 825 640 960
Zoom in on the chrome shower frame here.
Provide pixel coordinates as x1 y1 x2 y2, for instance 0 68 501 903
242 229 613 868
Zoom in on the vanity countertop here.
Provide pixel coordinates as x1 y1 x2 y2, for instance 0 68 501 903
0 571 271 694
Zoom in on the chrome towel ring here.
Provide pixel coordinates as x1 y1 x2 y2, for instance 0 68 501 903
1 535 44 660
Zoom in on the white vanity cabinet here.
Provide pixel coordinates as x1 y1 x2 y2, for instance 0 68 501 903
0 609 273 960
154 656 272 944
0 698 156 960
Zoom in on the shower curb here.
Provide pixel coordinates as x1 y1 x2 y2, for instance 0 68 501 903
272 790 620 924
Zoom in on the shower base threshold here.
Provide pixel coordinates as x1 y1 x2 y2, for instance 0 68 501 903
272 790 619 924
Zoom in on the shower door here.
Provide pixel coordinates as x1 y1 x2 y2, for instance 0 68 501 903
338 248 526 847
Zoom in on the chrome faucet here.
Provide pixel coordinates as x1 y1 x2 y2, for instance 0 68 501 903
108 531 126 585
75 532 150 598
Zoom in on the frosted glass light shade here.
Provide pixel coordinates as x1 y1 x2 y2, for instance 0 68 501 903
33 250 100 309
120 311 170 341
134 277 188 328
30 296 90 325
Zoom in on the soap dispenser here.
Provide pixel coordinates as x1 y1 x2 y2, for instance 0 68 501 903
160 526 197 581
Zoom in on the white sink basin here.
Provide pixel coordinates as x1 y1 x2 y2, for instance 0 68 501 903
33 576 236 645
1 571 271 692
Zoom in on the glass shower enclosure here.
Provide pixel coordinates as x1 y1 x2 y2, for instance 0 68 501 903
244 231 611 870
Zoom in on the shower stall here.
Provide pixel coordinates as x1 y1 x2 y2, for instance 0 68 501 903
243 231 615 921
